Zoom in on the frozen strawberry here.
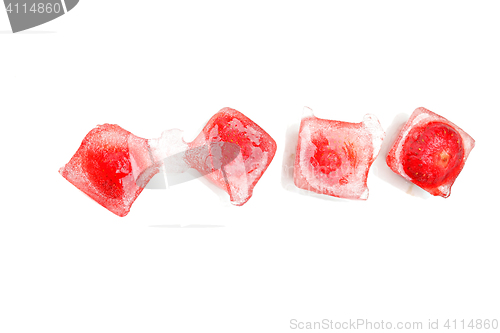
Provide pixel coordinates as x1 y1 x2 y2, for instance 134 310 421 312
185 107 277 205
294 110 385 200
59 124 160 216
386 107 475 197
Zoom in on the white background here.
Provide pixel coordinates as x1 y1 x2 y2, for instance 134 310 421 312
1 1 499 332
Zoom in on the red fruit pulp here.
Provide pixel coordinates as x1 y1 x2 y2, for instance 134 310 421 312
206 112 265 162
309 135 356 177
85 147 131 199
402 122 464 187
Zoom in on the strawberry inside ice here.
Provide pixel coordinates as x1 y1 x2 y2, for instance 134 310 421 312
294 112 385 200
386 107 475 198
186 108 277 205
402 122 464 187
60 124 159 217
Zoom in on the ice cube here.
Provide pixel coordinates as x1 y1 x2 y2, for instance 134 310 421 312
386 107 475 197
60 108 277 215
59 124 160 217
294 109 385 200
185 107 277 205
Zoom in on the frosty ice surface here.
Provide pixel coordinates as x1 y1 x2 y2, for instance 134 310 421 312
294 110 385 200
186 107 277 205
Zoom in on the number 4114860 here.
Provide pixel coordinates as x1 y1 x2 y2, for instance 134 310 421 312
444 319 498 330
5 3 62 14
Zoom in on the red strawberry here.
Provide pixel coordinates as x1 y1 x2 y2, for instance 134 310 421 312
186 108 277 205
402 122 464 187
386 107 475 197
